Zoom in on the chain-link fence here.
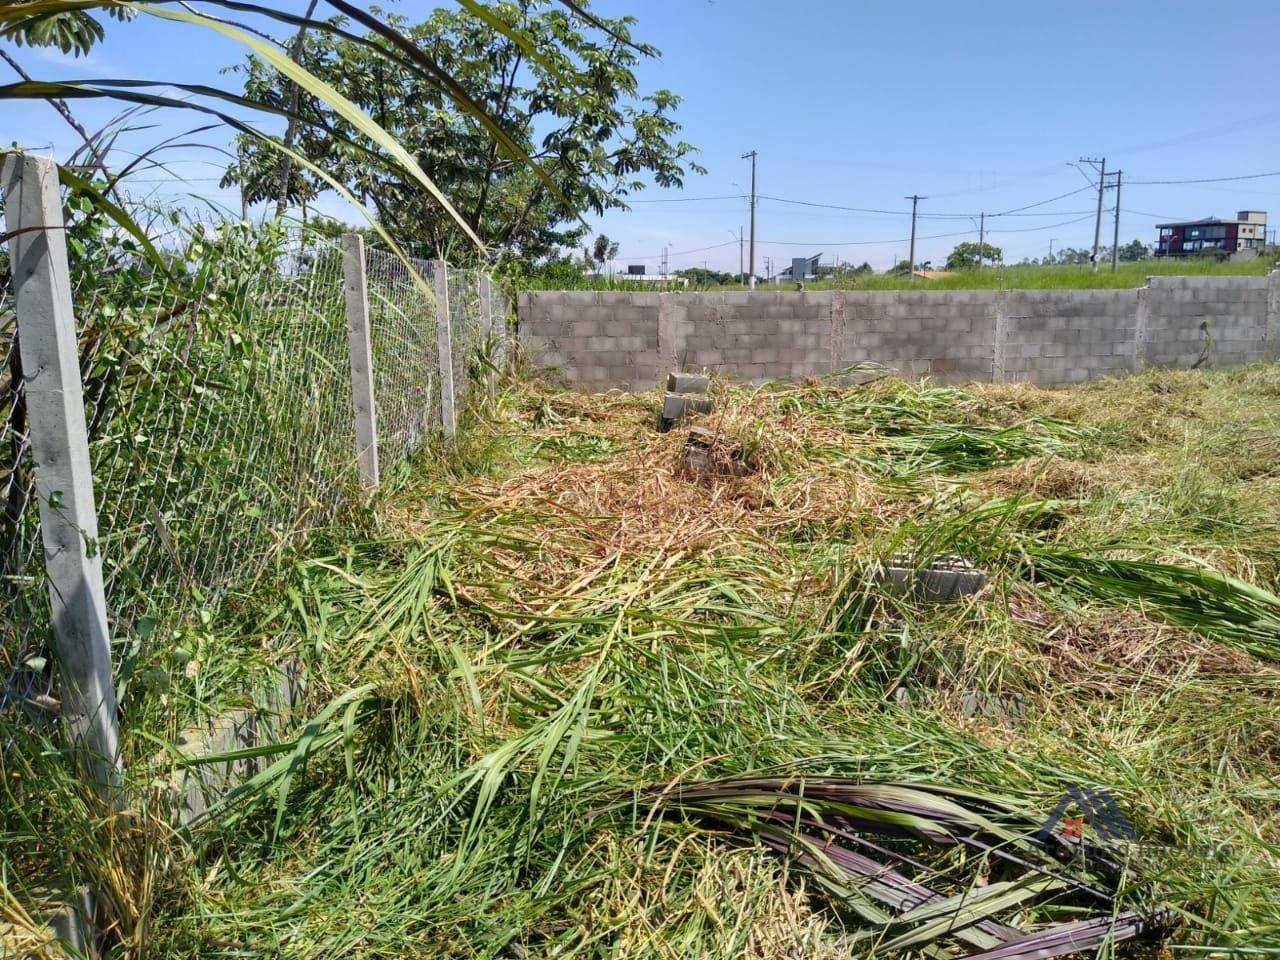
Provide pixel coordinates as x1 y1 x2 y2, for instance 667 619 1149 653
448 264 485 415
1 170 510 740
93 231 356 646
364 246 441 467
0 279 52 725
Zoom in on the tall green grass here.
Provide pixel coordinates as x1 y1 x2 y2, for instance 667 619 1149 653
527 256 1275 293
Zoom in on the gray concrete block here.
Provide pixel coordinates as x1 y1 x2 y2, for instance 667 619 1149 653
667 372 710 394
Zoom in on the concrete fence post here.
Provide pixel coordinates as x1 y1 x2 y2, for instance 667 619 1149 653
341 234 379 488
431 260 456 440
476 273 495 398
2 152 121 794
830 291 846 375
1134 282 1153 372
991 290 1010 383
1267 268 1280 360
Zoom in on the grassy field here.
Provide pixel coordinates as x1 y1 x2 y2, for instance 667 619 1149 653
9 363 1280 958
530 256 1276 293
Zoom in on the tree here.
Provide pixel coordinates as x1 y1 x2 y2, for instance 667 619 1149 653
587 234 619 272
2 1 569 255
945 241 1003 270
1118 239 1150 261
223 2 704 262
675 267 732 286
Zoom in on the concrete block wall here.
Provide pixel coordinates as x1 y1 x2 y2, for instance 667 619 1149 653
670 292 834 383
1002 290 1140 386
518 271 1280 392
838 290 997 383
1142 275 1273 370
517 291 662 391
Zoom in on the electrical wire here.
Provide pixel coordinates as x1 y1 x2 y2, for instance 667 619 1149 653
620 239 739 261
750 214 1097 250
627 194 745 203
751 186 1097 220
1126 171 1280 186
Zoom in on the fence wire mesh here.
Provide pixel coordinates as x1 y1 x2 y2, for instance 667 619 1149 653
1 210 360 723
88 227 356 648
364 246 440 467
0 276 53 723
448 265 485 415
2 186 510 732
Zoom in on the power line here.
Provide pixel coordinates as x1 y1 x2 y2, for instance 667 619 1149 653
1122 208 1194 221
620 239 739 261
749 213 1097 250
989 184 1096 217
755 190 1095 220
1126 170 1280 185
628 194 745 203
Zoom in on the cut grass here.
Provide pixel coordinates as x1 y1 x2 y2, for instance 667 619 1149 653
6 363 1280 958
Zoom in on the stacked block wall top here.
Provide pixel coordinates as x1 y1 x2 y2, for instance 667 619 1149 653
518 274 1279 391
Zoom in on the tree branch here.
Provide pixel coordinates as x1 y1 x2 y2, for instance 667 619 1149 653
273 0 320 220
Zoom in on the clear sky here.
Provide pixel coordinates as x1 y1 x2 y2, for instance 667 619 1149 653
5 1 1280 272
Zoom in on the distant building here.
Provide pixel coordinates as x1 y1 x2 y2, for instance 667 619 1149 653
585 267 687 287
778 253 822 281
1155 211 1267 257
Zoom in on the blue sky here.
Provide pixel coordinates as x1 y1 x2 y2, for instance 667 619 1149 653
5 1 1280 271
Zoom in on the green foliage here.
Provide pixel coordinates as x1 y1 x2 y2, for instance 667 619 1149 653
744 255 1272 291
945 240 1003 270
0 4 135 57
224 1 704 262
674 266 733 286
1193 247 1231 262
530 254 589 286
588 233 619 270
1118 238 1151 261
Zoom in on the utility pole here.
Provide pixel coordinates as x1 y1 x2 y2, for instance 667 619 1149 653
905 195 926 279
1079 156 1107 272
1049 238 1057 262
739 226 744 282
977 212 985 269
1110 170 1123 273
742 150 758 288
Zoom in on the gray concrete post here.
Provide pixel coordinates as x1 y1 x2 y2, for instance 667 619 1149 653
1134 282 1152 372
991 291 1010 383
476 273 495 398
431 260 456 439
1267 268 1280 359
830 291 846 375
341 235 379 488
2 152 121 793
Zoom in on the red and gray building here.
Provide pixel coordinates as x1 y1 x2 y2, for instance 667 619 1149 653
1155 210 1268 257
